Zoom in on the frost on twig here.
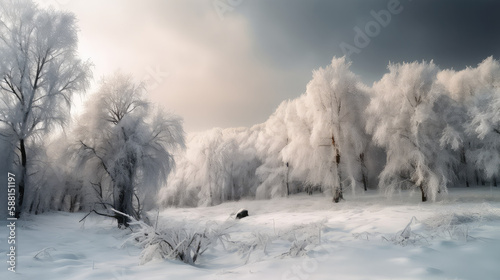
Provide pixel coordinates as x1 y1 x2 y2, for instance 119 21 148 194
116 209 230 265
382 216 428 246
280 220 326 258
33 247 56 261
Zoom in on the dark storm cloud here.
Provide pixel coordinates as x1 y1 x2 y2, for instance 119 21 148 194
240 0 500 84
35 0 500 132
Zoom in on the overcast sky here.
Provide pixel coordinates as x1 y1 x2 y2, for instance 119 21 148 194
36 0 500 132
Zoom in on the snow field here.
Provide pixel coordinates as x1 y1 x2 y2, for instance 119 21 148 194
1 187 499 280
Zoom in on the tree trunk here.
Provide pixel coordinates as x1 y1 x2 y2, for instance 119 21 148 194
230 163 234 200
333 149 343 203
331 135 343 203
16 139 27 218
285 162 290 196
419 184 427 202
460 147 470 188
362 173 367 192
115 188 128 228
116 155 137 228
360 153 368 191
475 169 480 186
333 188 343 203
209 182 213 206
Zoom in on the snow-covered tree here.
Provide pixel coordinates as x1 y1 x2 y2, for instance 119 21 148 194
161 127 261 207
25 134 92 214
469 89 500 180
74 73 184 227
255 101 290 199
438 56 500 186
162 57 374 205
0 0 91 216
195 128 233 206
160 56 499 207
280 96 315 194
367 61 455 201
300 57 369 202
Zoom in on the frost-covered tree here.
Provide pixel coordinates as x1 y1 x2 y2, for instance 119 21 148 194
280 96 315 194
25 134 91 214
74 73 184 227
438 57 500 186
463 58 500 183
162 57 374 205
300 57 369 202
0 0 91 216
469 89 500 180
255 101 290 199
160 56 500 206
195 128 234 206
367 61 455 201
161 127 260 207
159 140 202 207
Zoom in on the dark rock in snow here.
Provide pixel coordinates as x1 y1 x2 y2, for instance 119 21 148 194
236 209 249 219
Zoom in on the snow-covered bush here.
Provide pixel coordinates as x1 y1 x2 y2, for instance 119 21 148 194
423 207 500 241
224 231 276 264
123 211 230 265
382 217 428 246
217 220 325 263
280 220 325 257
133 224 212 265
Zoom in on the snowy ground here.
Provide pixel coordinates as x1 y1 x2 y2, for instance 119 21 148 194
1 187 500 280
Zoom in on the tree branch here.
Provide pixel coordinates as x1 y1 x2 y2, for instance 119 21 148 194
79 209 115 223
79 140 116 184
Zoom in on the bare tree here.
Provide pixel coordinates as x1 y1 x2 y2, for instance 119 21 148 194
0 0 91 216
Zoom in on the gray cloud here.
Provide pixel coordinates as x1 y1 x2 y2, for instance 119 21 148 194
35 0 500 131
241 0 500 83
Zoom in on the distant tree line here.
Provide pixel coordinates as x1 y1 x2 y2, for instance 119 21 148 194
162 57 499 206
